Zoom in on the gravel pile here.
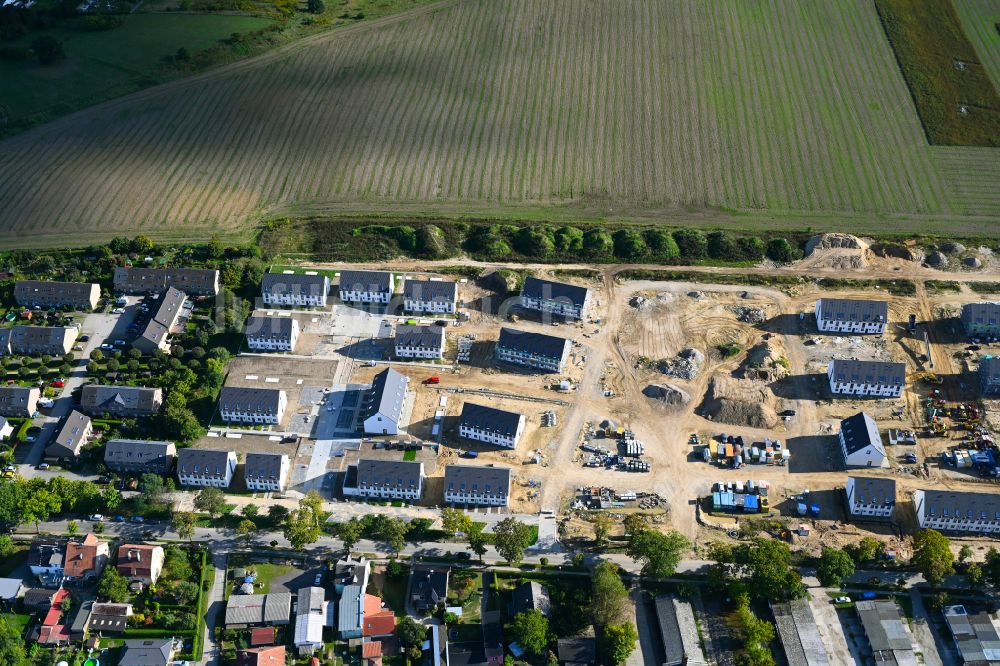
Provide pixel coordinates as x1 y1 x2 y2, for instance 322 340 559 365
729 305 766 324
659 347 704 380
642 383 691 407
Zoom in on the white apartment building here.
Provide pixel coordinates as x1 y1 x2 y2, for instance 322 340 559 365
519 277 591 320
343 460 425 501
338 270 394 304
458 402 526 449
845 476 896 520
246 315 300 352
914 489 1000 534
403 279 457 314
495 327 571 373
261 273 330 308
443 465 511 507
815 298 888 335
394 325 445 359
827 359 905 398
218 387 287 424
177 449 237 488
243 453 290 493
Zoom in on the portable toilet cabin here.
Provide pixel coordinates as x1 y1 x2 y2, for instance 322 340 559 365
703 446 712 462
797 502 807 516
810 504 821 517
744 495 759 513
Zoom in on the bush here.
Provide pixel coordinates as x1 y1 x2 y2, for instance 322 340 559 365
582 229 614 260
644 228 680 261
32 36 65 66
672 229 707 259
307 0 324 12
80 15 125 31
612 229 647 260
766 238 799 263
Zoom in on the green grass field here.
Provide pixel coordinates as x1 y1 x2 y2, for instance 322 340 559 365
0 14 276 126
0 0 998 246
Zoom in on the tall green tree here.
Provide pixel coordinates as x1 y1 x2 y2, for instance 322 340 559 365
194 487 226 517
441 507 473 535
467 523 488 561
236 519 258 546
284 508 321 550
337 518 364 552
626 529 689 578
603 622 638 665
97 567 130 602
510 610 549 655
171 512 197 542
817 547 855 587
591 561 629 628
381 517 409 556
912 529 954 585
493 517 533 565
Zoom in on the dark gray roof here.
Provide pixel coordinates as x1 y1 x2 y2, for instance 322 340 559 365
339 270 392 293
403 279 457 303
0 386 39 416
840 412 884 456
27 538 64 568
47 410 91 458
365 368 407 422
219 386 284 416
225 593 292 626
2 325 75 354
557 636 596 664
918 489 1000 522
459 402 523 437
511 581 549 617
829 359 905 387
150 287 186 327
114 267 218 295
410 567 449 608
655 595 685 666
444 464 511 498
244 453 287 483
497 327 570 360
943 605 1000 665
81 385 162 414
104 439 175 469
88 601 131 633
261 272 328 297
356 459 423 491
246 315 296 340
522 277 589 307
770 599 831 666
817 298 888 324
848 476 896 507
395 324 445 349
178 448 233 478
15 280 98 307
855 599 912 652
119 638 173 666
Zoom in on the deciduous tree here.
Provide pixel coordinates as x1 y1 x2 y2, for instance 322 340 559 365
912 529 954 585
626 529 689 578
510 610 549 655
493 517 533 565
603 622 638 665
817 547 855 587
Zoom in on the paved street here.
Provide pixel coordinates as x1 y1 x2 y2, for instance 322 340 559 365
202 552 227 666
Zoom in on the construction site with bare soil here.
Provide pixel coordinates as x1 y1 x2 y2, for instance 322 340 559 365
316 231 1000 558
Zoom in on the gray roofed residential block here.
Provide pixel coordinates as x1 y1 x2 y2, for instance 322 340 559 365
848 476 896 508
339 270 393 294
81 385 163 416
261 272 328 297
104 439 176 474
134 287 186 353
961 302 1000 334
14 280 100 310
219 386 284 416
817 298 888 324
0 386 40 417
943 605 1000 665
244 453 287 483
178 448 234 479
840 412 885 456
496 327 570 361
444 464 511 499
0 577 23 601
364 367 407 424
225 593 292 626
246 315 296 340
458 403 523 438
0 325 76 356
521 277 589 308
114 267 219 295
395 324 445 349
980 357 1000 396
917 489 1000 523
337 583 364 636
294 586 327 646
829 359 905 388
119 638 174 666
402 279 457 303
855 599 915 663
46 410 91 459
557 636 596 665
356 459 424 492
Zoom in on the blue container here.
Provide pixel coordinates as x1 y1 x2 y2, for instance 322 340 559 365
810 504 820 516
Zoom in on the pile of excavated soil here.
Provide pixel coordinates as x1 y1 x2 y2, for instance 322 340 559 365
925 251 948 268
643 383 691 408
660 347 705 380
729 305 767 324
629 295 652 310
701 375 779 429
738 340 789 382
805 233 868 255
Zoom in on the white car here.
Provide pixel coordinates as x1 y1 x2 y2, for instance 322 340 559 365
833 596 851 604
111 308 125 314
89 514 104 522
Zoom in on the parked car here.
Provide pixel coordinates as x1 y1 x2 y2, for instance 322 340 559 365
313 573 323 585
36 463 49 470
111 308 125 314
79 335 90 342
130 516 145 524
113 339 126 346
112 515 126 523
833 596 851 604
50 379 65 388
89 514 104 522
100 343 114 350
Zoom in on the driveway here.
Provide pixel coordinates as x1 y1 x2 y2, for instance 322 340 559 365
807 586 859 665
201 552 227 666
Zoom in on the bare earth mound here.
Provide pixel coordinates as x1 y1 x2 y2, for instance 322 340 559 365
643 383 691 408
737 339 789 383
701 375 779 429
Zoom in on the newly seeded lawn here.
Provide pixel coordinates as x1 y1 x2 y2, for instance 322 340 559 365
0 0 998 246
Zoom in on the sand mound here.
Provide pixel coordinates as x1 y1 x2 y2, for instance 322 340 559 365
643 383 691 408
701 376 779 429
871 243 918 261
805 233 868 255
738 340 789 382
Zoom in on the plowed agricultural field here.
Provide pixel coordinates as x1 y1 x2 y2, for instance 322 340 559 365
0 0 998 246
